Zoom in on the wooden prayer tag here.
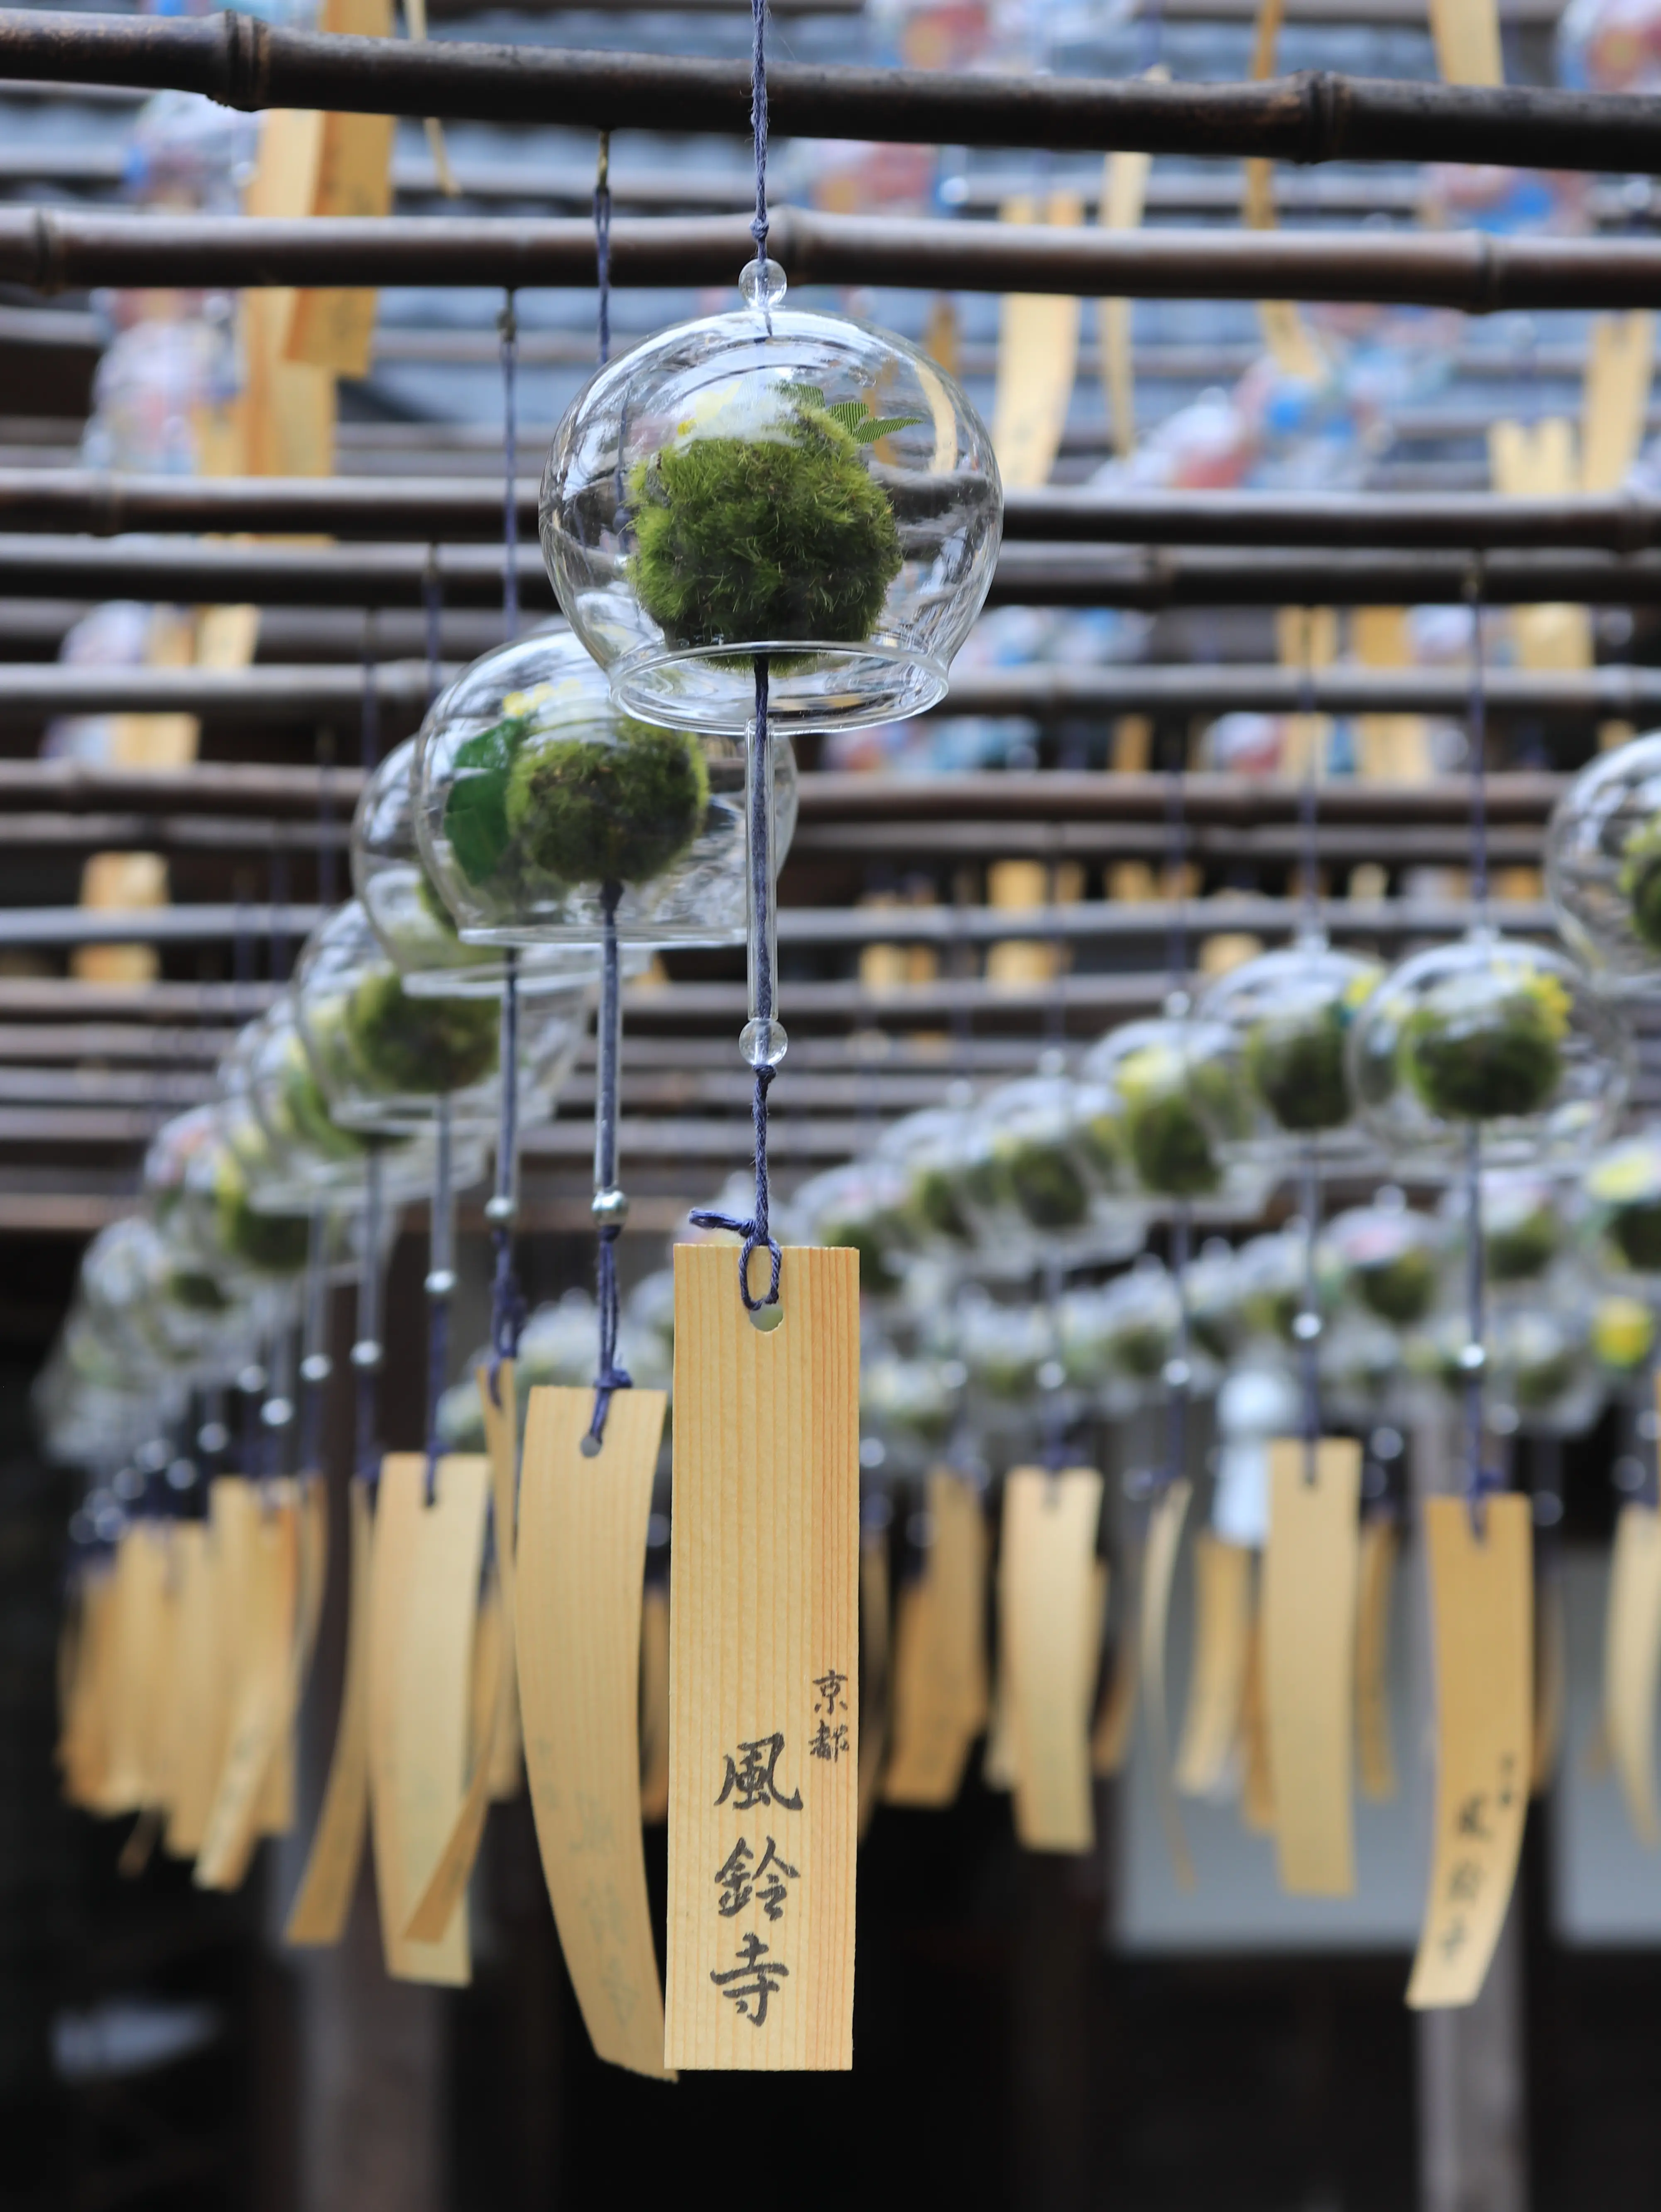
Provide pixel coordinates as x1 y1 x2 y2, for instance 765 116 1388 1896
666 1245 859 2073
515 1385 671 2081
1603 1502 1661 1849
1263 1440 1362 1897
641 1581 672 1826
1002 1468 1104 1853
1355 1516 1400 1804
884 1470 988 1810
856 1526 890 1840
367 1453 489 1985
1406 1495 1532 2011
1141 1479 1196 1889
197 1484 300 1891
287 1479 375 1947
476 1360 524 1801
1174 1532 1253 1798
164 1522 220 1857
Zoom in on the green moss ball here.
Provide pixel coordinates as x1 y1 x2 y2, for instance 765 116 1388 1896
505 722 709 889
1485 1210 1559 1284
1245 1007 1352 1132
1610 1199 1661 1274
167 1267 229 1314
282 1043 368 1162
908 1165 973 1245
214 1163 310 1277
1124 1093 1220 1199
627 402 904 650
820 1214 902 1295
1355 1247 1438 1326
345 969 500 1096
1003 1137 1091 1232
1399 984 1565 1122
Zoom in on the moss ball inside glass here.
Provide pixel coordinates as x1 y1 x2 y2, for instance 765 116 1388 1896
345 969 500 1097
213 1155 309 1277
1620 816 1661 954
504 718 710 886
1400 967 1569 1121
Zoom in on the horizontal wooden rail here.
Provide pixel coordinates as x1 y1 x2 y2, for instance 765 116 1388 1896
7 206 1661 308
0 12 1651 171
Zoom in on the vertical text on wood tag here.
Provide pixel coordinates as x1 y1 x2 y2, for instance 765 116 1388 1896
1263 1439 1362 1898
666 1245 860 2073
516 1385 671 2081
1407 1494 1532 2011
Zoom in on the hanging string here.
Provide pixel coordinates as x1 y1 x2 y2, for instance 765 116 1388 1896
1294 613 1323 1480
748 0 772 332
594 132 612 367
1462 561 1498 1533
1161 723 1193 1493
586 886 633 1446
298 1204 331 1476
424 1092 455 1506
689 659 783 1310
352 1147 383 1487
498 291 519 646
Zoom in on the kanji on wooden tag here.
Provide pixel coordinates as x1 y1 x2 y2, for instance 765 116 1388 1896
666 1245 859 2073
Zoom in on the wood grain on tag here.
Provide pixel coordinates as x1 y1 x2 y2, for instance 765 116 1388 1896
404 1552 510 1946
992 193 1084 489
368 1453 489 1985
284 0 394 375
641 1582 672 1825
856 1532 889 1840
517 1386 671 2078
1175 1533 1253 1796
1603 1503 1661 1848
884 1472 988 1809
1000 1470 1103 1852
286 1479 374 1946
1142 1480 1196 1889
666 1244 859 2074
1355 1516 1399 1803
196 1490 299 1891
256 1475 327 1840
1263 1440 1362 1896
164 1524 219 1856
1406 1495 1532 2011
476 1360 524 1800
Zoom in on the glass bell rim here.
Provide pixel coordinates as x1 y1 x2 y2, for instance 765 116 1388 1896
609 640 949 738
456 916 740 951
393 960 598 1002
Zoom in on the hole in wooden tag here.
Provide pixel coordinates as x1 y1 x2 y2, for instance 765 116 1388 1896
747 1300 785 1335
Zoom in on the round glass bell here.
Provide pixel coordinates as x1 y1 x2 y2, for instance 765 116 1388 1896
1320 1195 1446 1328
1349 932 1630 1169
1198 937 1383 1164
242 995 441 1207
539 262 1002 737
955 1071 1143 1272
292 902 585 1136
1454 1167 1570 1289
789 1157 914 1300
179 1108 313 1288
358 729 654 993
1079 1017 1269 1217
957 1292 1051 1438
1583 1125 1661 1277
861 1351 960 1476
414 628 798 949
875 1098 982 1266
1546 729 1661 991
1094 1263 1188 1412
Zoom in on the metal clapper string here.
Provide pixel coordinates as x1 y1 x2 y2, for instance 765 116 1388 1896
1294 612 1325 1485
685 5 786 1307
487 288 527 1411
1462 563 1497 1535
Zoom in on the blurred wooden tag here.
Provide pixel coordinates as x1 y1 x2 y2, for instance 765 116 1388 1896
64 1564 118 1810
1097 66 1164 458
1002 1468 1103 1853
1532 1557 1567 1797
516 1386 670 2078
1406 1495 1532 2011
405 1556 511 1945
104 1524 169 1816
1604 1502 1661 1848
884 1471 988 1809
164 1523 220 1856
1174 1533 1253 1796
1430 0 1502 85
1142 1479 1195 1889
368 1453 489 1985
641 1581 672 1825
1583 312 1655 493
666 1244 859 2073
197 1488 300 1891
1243 0 1324 379
256 1474 328 1840
284 0 394 376
1355 1517 1399 1804
1240 1610 1276 1835
856 1529 889 1840
983 1525 1018 1791
287 1479 374 1946
1091 1583 1139 1780
992 193 1084 489
476 1361 524 1801
140 1529 186 1819
1263 1440 1361 1896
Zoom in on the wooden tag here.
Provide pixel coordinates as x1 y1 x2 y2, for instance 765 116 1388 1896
255 1474 328 1840
1430 0 1502 85
1240 1611 1276 1834
1355 1516 1399 1803
1096 67 1164 458
992 193 1084 489
475 1363 524 1802
884 1471 988 1809
666 1244 859 2073
1263 1440 1362 1896
286 1479 374 1946
105 1523 173 1815
516 1386 671 2078
1141 1479 1195 1889
1000 1470 1102 1852
856 1530 889 1841
367 1452 489 1984
1603 1503 1661 1848
1532 1560 1567 1796
196 1488 300 1891
141 1529 186 1816
1406 1495 1532 2010
164 1522 221 1856
404 1555 510 1945
1242 0 1324 379
1583 312 1655 493
1174 1533 1253 1796
641 1581 672 1825
62 1565 117 1810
